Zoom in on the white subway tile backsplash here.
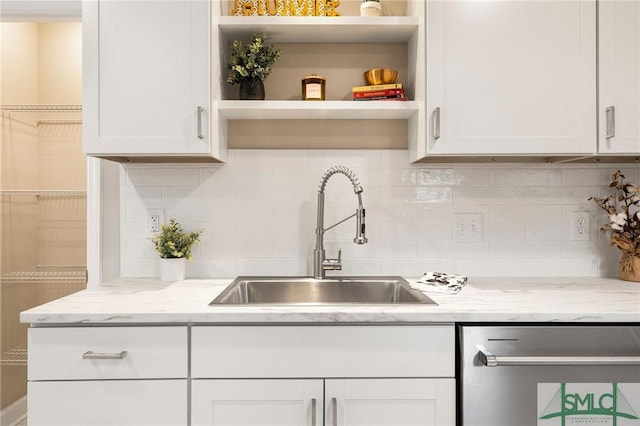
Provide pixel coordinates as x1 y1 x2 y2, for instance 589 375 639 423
188 258 237 278
453 258 527 277
418 241 490 258
235 258 308 276
524 222 567 241
525 187 596 204
523 257 598 277
371 203 417 222
120 186 162 204
119 150 636 279
381 186 452 204
490 205 562 223
121 257 159 277
562 241 598 257
381 258 454 277
491 168 562 186
490 241 562 258
415 168 491 186
125 203 150 223
126 167 201 186
415 205 455 223
454 187 525 205
486 222 526 241
125 239 156 259
379 150 411 167
165 204 200 222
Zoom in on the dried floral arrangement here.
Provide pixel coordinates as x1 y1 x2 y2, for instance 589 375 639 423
152 219 203 260
227 33 282 85
589 170 640 281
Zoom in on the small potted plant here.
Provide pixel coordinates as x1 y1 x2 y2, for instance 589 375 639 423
227 33 282 100
589 170 640 282
152 218 203 281
360 0 382 16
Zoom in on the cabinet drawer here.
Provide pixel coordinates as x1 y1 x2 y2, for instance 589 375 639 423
192 325 455 378
28 326 188 380
28 380 187 426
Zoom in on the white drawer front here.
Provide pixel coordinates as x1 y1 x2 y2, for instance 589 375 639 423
28 326 188 380
28 380 187 426
191 325 455 378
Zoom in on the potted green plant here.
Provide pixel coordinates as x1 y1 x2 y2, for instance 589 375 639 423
152 218 203 281
227 33 282 100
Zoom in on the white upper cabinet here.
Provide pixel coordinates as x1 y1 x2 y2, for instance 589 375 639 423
417 0 597 160
598 0 640 155
83 0 225 161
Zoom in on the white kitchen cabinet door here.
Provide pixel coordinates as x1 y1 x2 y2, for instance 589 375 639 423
598 0 640 154
83 0 219 160
28 380 187 426
191 379 323 426
421 0 596 158
325 378 456 426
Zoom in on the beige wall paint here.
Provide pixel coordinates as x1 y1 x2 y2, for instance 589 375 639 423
1 22 85 412
0 23 39 105
38 23 82 105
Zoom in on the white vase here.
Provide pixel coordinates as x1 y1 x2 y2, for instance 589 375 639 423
160 258 186 282
360 1 382 16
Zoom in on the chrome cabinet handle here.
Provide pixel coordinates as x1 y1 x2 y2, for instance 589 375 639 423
197 106 204 140
311 398 316 426
605 106 615 139
82 350 127 360
432 107 441 140
332 397 337 426
478 348 640 367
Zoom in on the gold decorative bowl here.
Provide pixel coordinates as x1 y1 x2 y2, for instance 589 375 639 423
363 68 399 85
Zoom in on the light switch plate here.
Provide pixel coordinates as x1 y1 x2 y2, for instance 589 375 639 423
454 213 483 243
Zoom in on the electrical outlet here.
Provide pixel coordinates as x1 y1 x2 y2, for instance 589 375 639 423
454 213 483 243
571 211 590 241
148 209 165 234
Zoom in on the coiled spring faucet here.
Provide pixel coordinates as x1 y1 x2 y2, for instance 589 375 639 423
313 166 368 279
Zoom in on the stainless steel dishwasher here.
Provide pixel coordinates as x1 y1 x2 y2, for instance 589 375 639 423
459 325 640 426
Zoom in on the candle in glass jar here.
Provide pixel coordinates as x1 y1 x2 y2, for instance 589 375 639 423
302 74 326 101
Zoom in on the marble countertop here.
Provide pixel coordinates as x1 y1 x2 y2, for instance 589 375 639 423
20 277 640 325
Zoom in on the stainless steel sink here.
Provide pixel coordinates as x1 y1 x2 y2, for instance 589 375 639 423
210 276 437 305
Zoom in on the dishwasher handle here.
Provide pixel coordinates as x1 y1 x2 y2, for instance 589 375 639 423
478 348 640 367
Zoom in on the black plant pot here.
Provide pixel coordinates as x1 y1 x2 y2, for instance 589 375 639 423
239 77 265 100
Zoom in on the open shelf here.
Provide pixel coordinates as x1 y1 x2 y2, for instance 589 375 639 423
218 100 419 119
216 16 420 43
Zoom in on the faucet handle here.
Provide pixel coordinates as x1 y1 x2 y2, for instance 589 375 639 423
322 248 342 271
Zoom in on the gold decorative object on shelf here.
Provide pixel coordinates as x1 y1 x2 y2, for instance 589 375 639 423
231 0 340 16
363 68 399 85
302 74 326 100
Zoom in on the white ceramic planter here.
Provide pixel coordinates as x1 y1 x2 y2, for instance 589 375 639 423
160 258 186 282
360 1 382 17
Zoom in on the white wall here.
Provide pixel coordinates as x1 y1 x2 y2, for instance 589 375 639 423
119 149 639 278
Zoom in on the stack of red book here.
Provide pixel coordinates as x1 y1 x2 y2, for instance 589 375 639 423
352 83 408 101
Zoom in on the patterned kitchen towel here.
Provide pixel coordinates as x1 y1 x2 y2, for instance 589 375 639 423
410 271 468 294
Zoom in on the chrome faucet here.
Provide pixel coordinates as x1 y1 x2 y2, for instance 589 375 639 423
313 166 368 279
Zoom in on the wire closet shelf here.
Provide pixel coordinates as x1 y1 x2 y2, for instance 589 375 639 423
1 104 82 126
0 265 87 366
